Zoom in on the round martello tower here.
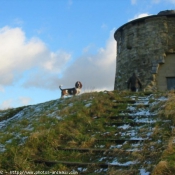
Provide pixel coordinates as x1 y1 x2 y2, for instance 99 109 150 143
114 10 175 91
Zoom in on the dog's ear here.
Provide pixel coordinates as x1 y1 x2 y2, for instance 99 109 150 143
80 82 82 88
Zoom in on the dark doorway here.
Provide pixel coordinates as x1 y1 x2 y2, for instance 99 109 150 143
167 77 175 90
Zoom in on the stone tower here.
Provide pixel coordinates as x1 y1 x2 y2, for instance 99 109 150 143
114 10 175 91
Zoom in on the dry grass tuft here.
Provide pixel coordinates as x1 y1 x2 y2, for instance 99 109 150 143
161 91 175 124
152 161 169 175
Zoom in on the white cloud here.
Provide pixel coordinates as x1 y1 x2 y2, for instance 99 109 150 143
0 26 71 87
129 13 151 21
0 96 32 109
0 26 116 92
82 44 96 54
58 29 116 91
18 97 32 106
42 51 71 73
23 71 61 89
23 29 116 91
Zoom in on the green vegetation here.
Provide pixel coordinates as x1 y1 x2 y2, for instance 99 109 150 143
152 91 175 175
0 90 174 174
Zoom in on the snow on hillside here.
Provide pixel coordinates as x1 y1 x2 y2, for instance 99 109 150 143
0 99 61 152
0 96 95 152
0 92 169 175
0 94 167 150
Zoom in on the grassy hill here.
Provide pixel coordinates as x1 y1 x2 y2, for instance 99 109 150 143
0 90 175 175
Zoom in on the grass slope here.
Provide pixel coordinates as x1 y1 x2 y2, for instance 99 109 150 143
0 90 174 174
152 91 175 175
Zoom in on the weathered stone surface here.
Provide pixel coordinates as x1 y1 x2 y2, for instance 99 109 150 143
114 11 175 91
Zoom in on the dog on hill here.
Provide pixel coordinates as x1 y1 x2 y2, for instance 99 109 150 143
59 81 82 98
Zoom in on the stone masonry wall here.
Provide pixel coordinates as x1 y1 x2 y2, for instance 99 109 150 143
114 14 175 91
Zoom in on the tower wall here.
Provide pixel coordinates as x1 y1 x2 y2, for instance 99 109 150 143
114 11 175 91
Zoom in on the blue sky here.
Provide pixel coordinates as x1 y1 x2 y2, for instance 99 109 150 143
0 0 175 109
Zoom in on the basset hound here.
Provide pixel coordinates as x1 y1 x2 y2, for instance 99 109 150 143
59 81 83 98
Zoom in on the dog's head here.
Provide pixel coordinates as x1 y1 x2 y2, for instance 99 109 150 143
75 81 82 89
